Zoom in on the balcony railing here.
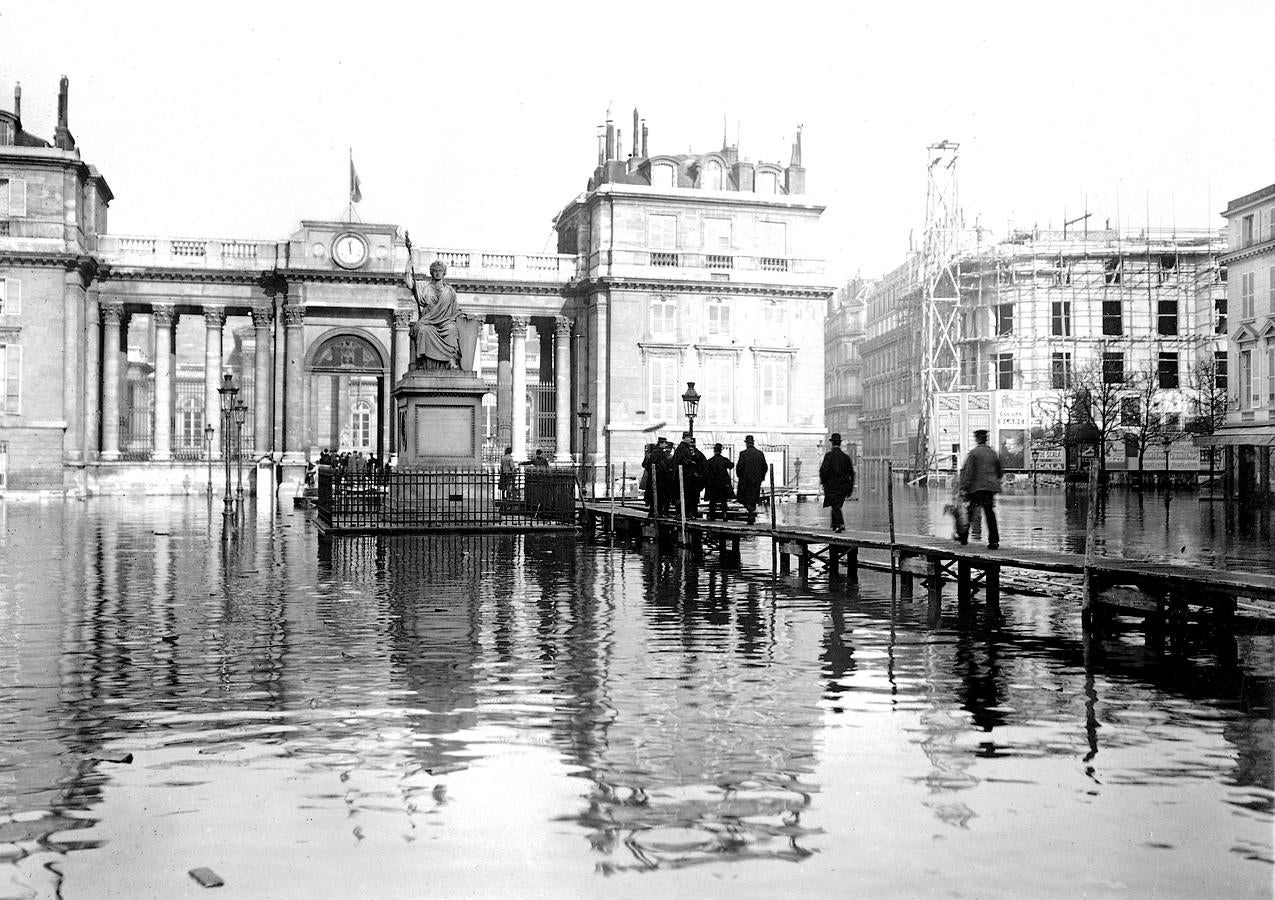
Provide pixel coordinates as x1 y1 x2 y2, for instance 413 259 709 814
651 252 680 267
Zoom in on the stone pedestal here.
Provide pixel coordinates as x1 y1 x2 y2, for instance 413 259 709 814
394 368 489 468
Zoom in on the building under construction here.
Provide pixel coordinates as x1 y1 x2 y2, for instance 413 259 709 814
859 222 1227 483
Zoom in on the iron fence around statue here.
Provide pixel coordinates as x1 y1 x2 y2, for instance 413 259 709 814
314 466 577 532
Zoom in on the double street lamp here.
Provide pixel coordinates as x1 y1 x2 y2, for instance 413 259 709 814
681 382 700 437
233 401 248 510
216 374 239 530
577 401 591 498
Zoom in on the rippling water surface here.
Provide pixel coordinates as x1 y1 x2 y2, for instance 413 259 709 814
0 496 1271 898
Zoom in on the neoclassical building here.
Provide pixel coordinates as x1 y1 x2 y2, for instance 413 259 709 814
0 84 830 495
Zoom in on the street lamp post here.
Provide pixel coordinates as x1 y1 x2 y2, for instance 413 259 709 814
216 374 240 530
681 382 700 437
204 423 215 496
234 401 248 510
577 401 591 497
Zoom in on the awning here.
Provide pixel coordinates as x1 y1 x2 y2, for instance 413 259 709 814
1195 428 1275 447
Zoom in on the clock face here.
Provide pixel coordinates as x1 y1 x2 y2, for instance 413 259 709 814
332 232 369 269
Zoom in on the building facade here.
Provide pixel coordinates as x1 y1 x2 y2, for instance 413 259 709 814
823 278 867 457
553 110 832 486
1209 183 1275 500
857 226 1226 483
0 86 830 494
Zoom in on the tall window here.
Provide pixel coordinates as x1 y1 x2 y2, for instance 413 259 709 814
996 353 1014 389
0 278 16 315
703 355 734 423
1241 272 1255 319
1050 352 1072 389
704 218 732 252
1216 351 1228 390
649 298 677 337
996 303 1014 335
707 300 731 337
178 398 203 449
1215 295 1228 334
0 344 19 414
1102 300 1123 336
758 221 786 256
351 400 372 450
757 171 778 194
1242 214 1254 247
648 355 678 421
1102 351 1124 385
762 300 785 330
652 163 675 189
1050 300 1071 336
0 177 25 217
1121 397 1140 425
1157 300 1178 335
758 356 789 422
648 214 677 250
1157 351 1179 389
1268 345 1275 405
1270 266 1275 311
1239 349 1253 409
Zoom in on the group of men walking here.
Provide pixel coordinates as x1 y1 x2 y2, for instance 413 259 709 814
641 433 771 524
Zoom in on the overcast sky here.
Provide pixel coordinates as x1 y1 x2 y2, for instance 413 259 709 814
3 1 1272 283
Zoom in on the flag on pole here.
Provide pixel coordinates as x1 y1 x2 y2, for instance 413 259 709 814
349 153 362 204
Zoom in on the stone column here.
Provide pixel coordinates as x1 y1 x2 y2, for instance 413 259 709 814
554 316 573 462
152 304 175 461
251 306 273 454
204 308 225 460
62 267 85 462
83 285 100 460
392 310 411 384
100 304 123 461
283 304 306 458
494 318 513 450
510 316 528 461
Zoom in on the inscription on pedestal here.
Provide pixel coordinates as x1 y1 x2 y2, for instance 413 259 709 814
416 405 475 459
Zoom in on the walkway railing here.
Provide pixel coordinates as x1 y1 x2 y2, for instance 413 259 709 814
315 466 577 532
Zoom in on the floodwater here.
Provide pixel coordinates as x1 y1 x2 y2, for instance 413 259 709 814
0 493 1271 899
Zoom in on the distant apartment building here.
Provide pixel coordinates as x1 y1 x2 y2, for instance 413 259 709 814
857 225 1226 482
1208 183 1275 501
823 278 868 458
553 111 833 484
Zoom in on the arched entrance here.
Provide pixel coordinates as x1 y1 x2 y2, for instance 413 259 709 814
307 332 388 459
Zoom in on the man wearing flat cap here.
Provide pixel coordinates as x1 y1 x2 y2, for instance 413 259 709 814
819 433 855 533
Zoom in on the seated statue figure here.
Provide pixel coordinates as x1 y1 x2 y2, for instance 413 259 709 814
405 234 462 370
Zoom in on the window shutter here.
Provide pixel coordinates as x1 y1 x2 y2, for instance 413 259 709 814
9 178 26 217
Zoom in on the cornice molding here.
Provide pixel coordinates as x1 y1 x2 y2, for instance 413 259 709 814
566 276 834 301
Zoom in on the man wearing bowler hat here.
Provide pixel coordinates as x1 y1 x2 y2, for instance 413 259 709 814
818 433 855 533
959 428 1002 550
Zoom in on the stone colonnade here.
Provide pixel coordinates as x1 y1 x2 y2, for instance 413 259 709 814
83 301 579 466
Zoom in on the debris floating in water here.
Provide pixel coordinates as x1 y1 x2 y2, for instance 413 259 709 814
90 753 133 764
188 867 224 888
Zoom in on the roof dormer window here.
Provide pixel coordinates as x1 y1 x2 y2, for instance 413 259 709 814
652 162 675 189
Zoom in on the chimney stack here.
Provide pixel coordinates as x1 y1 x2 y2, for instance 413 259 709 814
632 108 639 157
13 82 20 123
605 109 614 161
641 120 648 158
54 75 76 150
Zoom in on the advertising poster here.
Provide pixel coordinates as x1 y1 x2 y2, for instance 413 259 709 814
998 428 1026 469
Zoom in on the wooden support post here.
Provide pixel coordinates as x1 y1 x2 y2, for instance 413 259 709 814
828 547 839 579
799 543 810 582
780 546 791 575
926 557 943 624
957 560 972 606
898 553 914 601
730 536 740 559
1081 462 1099 628
985 564 1001 614
768 464 779 577
677 465 688 547
846 547 859 584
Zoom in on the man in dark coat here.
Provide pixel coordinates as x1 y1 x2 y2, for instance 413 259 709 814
647 438 675 517
818 433 855 533
735 435 768 525
702 443 735 520
671 432 707 518
959 429 1002 550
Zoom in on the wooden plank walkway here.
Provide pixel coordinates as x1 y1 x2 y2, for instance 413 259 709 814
580 501 1275 632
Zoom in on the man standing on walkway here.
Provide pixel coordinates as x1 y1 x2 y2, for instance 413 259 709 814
703 443 735 520
818 433 855 533
735 435 768 525
672 432 707 518
959 429 1002 550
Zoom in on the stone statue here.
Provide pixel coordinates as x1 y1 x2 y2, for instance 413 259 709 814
404 232 463 370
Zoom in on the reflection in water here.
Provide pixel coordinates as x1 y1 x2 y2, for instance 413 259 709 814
0 498 1270 897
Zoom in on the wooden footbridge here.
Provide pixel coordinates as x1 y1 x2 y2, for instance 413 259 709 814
579 501 1275 633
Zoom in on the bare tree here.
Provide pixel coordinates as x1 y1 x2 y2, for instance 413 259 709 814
1120 371 1174 487
1068 343 1128 475
1185 354 1228 488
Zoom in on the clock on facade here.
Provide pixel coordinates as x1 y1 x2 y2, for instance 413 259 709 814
331 232 369 269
